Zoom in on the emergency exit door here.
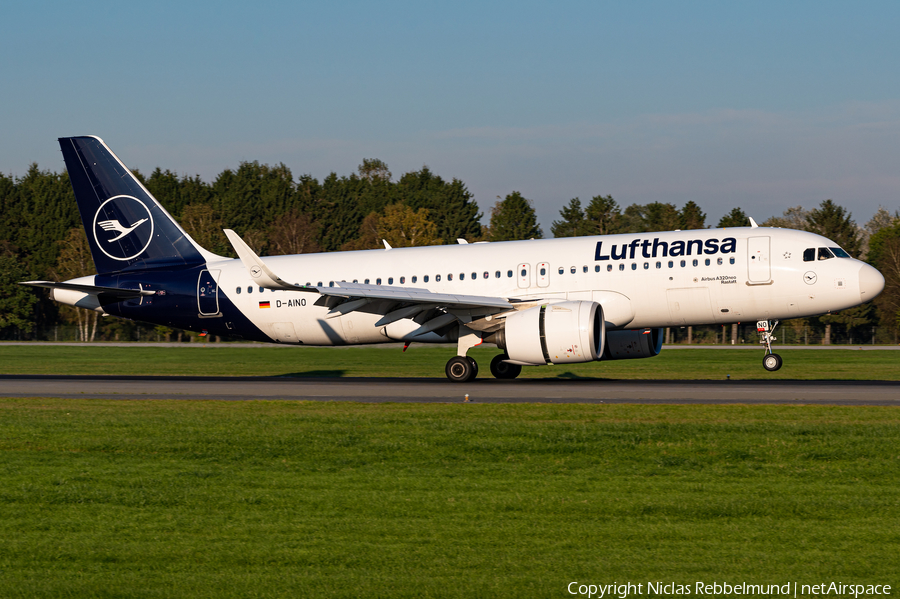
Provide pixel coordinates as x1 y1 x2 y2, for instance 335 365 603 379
197 269 221 316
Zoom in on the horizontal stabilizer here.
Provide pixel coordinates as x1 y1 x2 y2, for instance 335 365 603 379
20 280 155 300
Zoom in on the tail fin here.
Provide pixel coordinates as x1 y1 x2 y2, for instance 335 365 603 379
59 136 218 274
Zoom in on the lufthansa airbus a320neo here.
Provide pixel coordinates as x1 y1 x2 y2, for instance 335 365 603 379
23 136 886 381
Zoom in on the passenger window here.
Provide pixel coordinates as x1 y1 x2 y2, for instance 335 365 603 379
507 270 513 278
317 281 322 287
472 272 477 280
705 259 710 266
495 271 501 278
436 274 441 282
448 274 453 281
460 273 465 280
668 261 673 268
400 276 406 284
540 267 546 276
388 277 393 285
717 258 723 265
680 260 686 267
558 267 564 275
411 276 416 283
583 266 588 273
364 278 370 284
259 287 264 293
328 282 334 287
818 247 834 260
656 261 661 269
619 264 625 271
692 259 698 267
643 262 649 269
631 263 637 270
247 286 253 294
483 272 489 279
520 269 526 277
803 248 816 262
595 265 600 272
236 287 241 294
376 278 382 285
424 275 429 283
570 266 576 274
353 279 358 283
607 264 612 272
729 257 735 265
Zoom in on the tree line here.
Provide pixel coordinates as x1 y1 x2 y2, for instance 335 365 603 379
1 158 898 344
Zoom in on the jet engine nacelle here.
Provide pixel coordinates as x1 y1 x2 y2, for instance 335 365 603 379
503 301 604 365
602 328 664 360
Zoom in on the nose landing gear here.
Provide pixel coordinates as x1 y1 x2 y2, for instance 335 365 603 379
757 320 782 372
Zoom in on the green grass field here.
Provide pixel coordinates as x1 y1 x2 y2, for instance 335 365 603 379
2 344 899 379
0 399 898 598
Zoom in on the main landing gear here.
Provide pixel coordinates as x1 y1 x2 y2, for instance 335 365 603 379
757 320 783 372
445 325 523 382
444 354 523 382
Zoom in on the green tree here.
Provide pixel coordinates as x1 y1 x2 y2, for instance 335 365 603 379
718 207 749 228
268 210 321 255
377 204 442 248
0 247 37 336
180 204 230 256
584 194 622 235
679 201 706 230
807 199 862 258
867 221 900 334
488 192 542 241
763 206 809 230
396 167 482 243
551 198 590 238
52 228 99 342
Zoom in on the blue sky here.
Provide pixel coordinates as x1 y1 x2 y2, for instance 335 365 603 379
3 1 899 233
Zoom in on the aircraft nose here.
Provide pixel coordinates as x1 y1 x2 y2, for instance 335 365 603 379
859 264 885 302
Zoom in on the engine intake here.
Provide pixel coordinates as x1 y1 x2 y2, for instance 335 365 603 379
502 301 604 365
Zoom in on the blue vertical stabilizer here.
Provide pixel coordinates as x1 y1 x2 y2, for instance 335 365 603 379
59 136 212 274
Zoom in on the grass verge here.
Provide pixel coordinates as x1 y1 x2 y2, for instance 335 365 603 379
0 399 898 597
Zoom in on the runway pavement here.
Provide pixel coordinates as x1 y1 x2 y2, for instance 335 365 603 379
2 375 899 405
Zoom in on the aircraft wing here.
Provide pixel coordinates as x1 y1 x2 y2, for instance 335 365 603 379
317 281 513 309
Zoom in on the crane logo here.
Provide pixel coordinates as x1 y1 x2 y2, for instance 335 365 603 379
92 195 154 261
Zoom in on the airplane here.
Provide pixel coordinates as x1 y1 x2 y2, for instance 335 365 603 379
22 136 886 382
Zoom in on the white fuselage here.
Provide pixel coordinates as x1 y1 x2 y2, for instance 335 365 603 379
204 227 876 346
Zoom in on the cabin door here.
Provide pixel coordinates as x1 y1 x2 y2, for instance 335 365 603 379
197 269 221 316
747 237 771 283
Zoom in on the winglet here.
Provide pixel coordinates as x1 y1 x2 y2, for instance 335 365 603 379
224 229 305 291
383 240 393 250
749 217 759 228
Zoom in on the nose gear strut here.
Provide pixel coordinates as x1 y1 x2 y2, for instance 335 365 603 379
757 320 783 371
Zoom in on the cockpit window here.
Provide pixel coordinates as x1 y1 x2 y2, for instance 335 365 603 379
803 248 815 262
817 247 834 260
830 247 851 258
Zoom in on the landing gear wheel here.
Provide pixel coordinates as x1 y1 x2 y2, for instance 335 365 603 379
446 356 476 382
490 354 522 380
762 353 783 372
467 356 479 378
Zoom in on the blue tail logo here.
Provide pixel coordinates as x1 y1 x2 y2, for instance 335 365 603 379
93 195 154 260
60 136 215 274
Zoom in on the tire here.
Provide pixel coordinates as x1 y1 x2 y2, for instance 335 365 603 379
446 356 475 382
762 353 783 372
467 356 479 378
490 354 522 380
